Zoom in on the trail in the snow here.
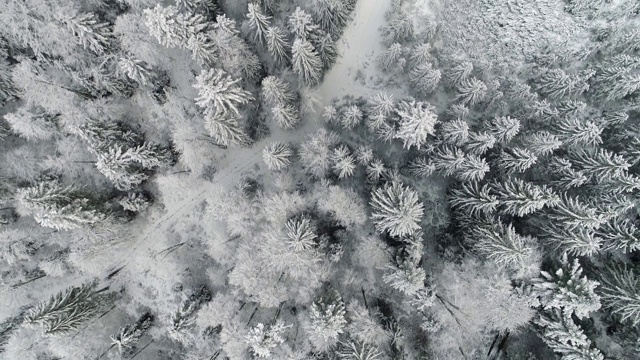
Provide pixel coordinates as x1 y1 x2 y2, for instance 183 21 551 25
99 0 394 282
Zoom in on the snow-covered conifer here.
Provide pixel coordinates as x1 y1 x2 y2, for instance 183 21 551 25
394 100 438 149
445 61 473 87
534 310 604 360
65 12 112 54
536 68 589 100
598 264 640 326
597 219 640 253
356 145 374 165
194 69 254 116
285 216 317 251
299 129 339 178
168 299 199 342
383 259 426 296
338 340 383 360
568 148 630 182
24 280 114 334
497 148 538 174
470 221 541 275
331 145 356 179
340 105 363 129
187 32 217 66
34 200 106 231
245 3 271 45
378 43 404 70
409 43 432 67
262 142 293 171
304 290 347 351
95 145 149 191
312 0 352 37
119 192 151 212
533 255 601 319
366 158 386 182
370 181 424 237
492 178 560 216
489 116 520 143
265 26 290 65
315 33 338 68
381 14 415 43
246 321 290 358
464 131 496 155
455 77 487 105
409 62 441 94
540 223 603 256
288 7 319 39
204 113 250 147
144 5 206 48
408 157 435 177
367 93 395 116
117 57 153 86
520 131 562 156
455 154 490 182
292 38 323 85
432 146 465 176
261 76 296 106
553 117 603 147
439 118 469 146
322 105 338 124
4 107 59 141
271 103 300 129
110 313 152 354
546 195 606 230
449 182 498 217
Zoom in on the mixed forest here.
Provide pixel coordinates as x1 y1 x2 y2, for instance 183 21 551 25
0 0 640 359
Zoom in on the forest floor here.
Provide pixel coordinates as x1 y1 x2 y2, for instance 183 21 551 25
90 0 396 299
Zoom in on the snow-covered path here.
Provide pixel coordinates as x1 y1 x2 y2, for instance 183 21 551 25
98 0 394 282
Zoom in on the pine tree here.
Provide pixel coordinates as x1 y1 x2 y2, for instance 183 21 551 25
568 148 630 182
535 310 604 360
116 57 153 86
284 216 317 251
598 264 640 326
65 12 112 54
449 182 499 217
455 77 487 105
315 32 338 69
535 68 589 100
553 117 603 147
381 14 415 43
533 254 601 319
341 105 363 129
445 61 473 87
597 219 640 253
4 107 59 141
545 195 607 230
304 290 347 351
489 116 520 143
470 221 541 274
119 192 151 212
262 142 293 171
168 299 199 342
548 158 589 190
271 103 300 129
455 154 490 182
366 158 386 182
300 129 340 178
288 7 321 39
439 118 469 146
370 181 424 237
367 92 395 116
24 280 114 334
292 38 323 85
194 69 254 116
245 3 271 45
520 131 562 156
246 321 291 358
409 62 441 94
338 340 382 360
541 222 603 257
111 313 153 354
498 148 538 174
323 105 339 124
394 100 438 149
355 145 374 165
95 145 150 191
331 145 357 179
312 0 352 37
204 113 250 147
432 146 466 176
144 5 207 48
187 32 217 66
34 199 106 231
265 26 290 65
492 178 560 217
378 43 404 70
261 76 296 106
383 258 427 296
408 157 436 177
465 131 496 155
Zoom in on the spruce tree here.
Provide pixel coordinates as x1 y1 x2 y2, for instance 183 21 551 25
261 76 296 106
470 221 541 274
492 178 560 217
449 182 499 217
553 117 603 147
331 145 357 179
262 142 293 171
497 148 538 174
464 131 496 155
597 219 640 253
455 77 487 105
439 118 469 146
370 181 424 237
292 38 323 85
65 12 112 54
445 61 473 87
568 148 630 182
194 69 254 116
455 154 490 182
271 103 300 129
535 310 604 360
204 113 250 147
304 290 347 351
520 131 562 156
489 116 520 144
432 146 466 176
265 26 290 65
540 222 603 257
409 62 441 94
598 264 640 326
245 3 271 45
110 313 153 354
340 105 363 129
394 100 438 149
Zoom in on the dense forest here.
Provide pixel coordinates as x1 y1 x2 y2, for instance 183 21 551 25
0 0 639 359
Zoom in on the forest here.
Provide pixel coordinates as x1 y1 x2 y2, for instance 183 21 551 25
0 0 639 359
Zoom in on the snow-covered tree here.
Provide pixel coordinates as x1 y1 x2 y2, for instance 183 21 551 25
449 182 498 217
299 129 339 178
65 12 112 54
246 321 291 358
432 145 466 176
119 192 151 212
545 195 606 230
489 116 520 143
368 92 395 116
535 310 604 360
4 107 59 141
315 33 338 69
381 14 415 43
470 221 541 276
338 340 383 360
323 105 338 123
303 290 347 351
408 157 436 177
271 103 300 129
446 61 473 87
144 4 207 48
355 145 374 165
204 113 250 147
24 280 114 335
409 62 441 94
378 43 404 70
292 38 323 85
116 57 153 86
383 259 427 296
194 69 254 116
340 105 363 129
497 148 538 174
288 7 320 39
331 145 357 179
540 222 603 257
366 158 386 182
553 117 603 147
439 118 469 146
455 77 487 105
464 131 496 155
265 26 290 65
568 148 630 182
533 254 601 319
312 0 352 37
455 154 490 182
597 219 640 253
536 68 591 100
598 264 640 326
262 142 293 171
245 3 271 45
370 181 424 237
168 298 199 343
394 100 438 149
261 76 296 106
492 178 560 216
110 313 152 354
520 131 562 156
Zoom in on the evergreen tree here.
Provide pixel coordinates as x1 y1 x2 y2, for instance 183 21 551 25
553 117 603 147
24 280 114 335
492 178 560 217
540 223 603 257
355 145 374 165
455 77 487 105
408 157 436 177
465 131 496 155
598 264 640 326
545 195 606 230
378 43 404 71
271 103 300 129
4 107 59 141
292 38 323 85
535 68 590 100
246 321 291 358
95 145 150 191
340 105 363 129
338 340 383 360
262 142 293 171
597 219 640 253
323 105 339 124
367 92 395 116
534 310 604 360
304 290 347 351
116 57 153 86
315 32 338 69
568 148 630 182
288 7 321 39
445 61 473 87
312 0 352 37
381 14 415 43
383 259 427 296
186 32 217 66
394 100 438 149
366 158 386 182
432 146 466 176
265 26 290 65
299 129 339 178
168 298 199 343
370 181 424 237
489 116 520 144
331 145 357 179
439 118 469 146
245 3 271 45
119 192 151 212
455 154 490 182
35 199 106 231
449 182 499 217
144 4 207 48
65 12 112 54
194 69 254 116
497 148 538 174
533 254 601 319
204 113 250 147
261 76 296 106
520 131 562 156
110 313 153 354
409 62 441 94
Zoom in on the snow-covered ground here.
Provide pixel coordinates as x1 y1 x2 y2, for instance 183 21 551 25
94 0 395 289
